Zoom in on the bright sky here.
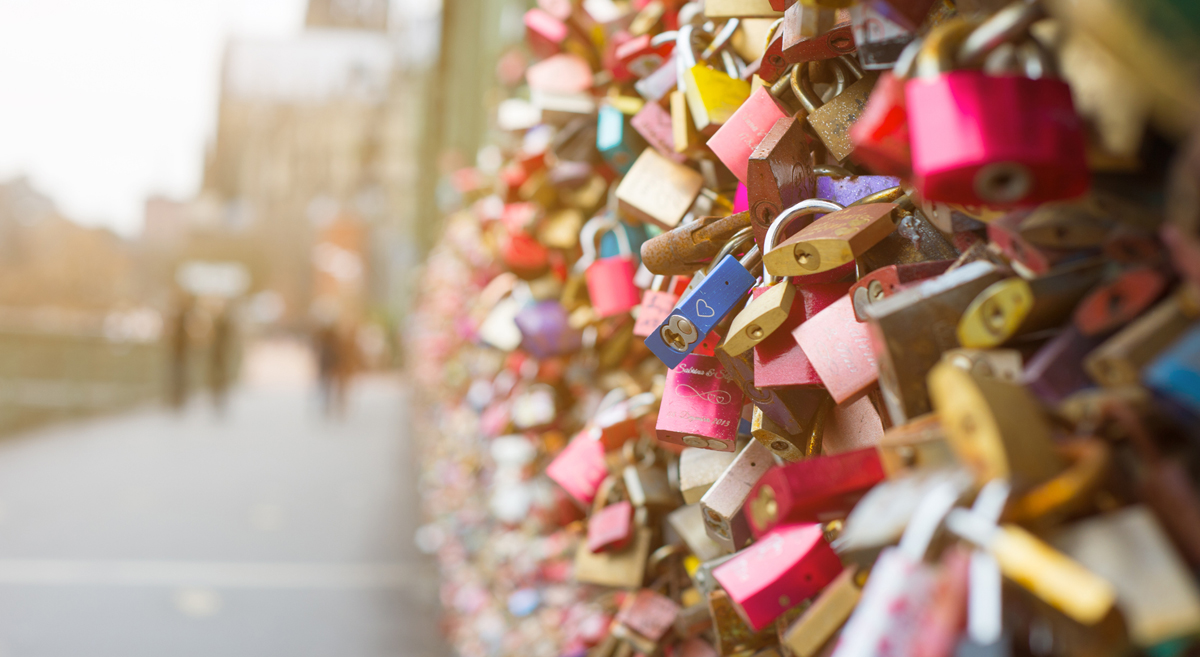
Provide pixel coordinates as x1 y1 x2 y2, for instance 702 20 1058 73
0 0 308 236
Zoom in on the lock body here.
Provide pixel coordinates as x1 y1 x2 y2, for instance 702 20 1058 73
546 433 610 506
756 282 850 388
515 300 583 358
587 500 634 552
906 72 1090 206
656 352 745 452
586 256 641 318
646 255 759 369
616 148 705 229
708 88 791 184
749 117 817 250
745 447 886 536
793 293 879 404
713 523 844 630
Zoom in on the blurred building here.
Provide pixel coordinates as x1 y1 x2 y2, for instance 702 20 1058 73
150 0 434 329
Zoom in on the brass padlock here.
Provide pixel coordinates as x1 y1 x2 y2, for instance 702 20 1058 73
928 359 1062 493
616 148 705 229
575 505 653 588
875 412 957 477
957 259 1107 349
763 202 899 277
781 567 864 657
791 55 878 161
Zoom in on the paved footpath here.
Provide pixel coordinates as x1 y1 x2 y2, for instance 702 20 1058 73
0 354 447 657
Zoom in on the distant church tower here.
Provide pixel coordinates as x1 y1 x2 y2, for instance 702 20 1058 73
305 0 389 31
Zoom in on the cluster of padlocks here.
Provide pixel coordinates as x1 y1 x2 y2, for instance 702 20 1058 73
408 1 1200 656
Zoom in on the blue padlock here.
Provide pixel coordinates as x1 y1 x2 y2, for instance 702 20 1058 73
645 230 760 369
597 104 646 176
1145 323 1200 417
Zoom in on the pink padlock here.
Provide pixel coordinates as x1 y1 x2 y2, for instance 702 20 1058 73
546 431 609 506
905 21 1088 207
708 87 791 184
656 351 745 452
582 217 642 318
713 523 843 630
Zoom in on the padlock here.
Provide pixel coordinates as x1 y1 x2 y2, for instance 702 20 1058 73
634 275 690 338
546 430 610 506
853 202 961 275
763 203 899 277
941 347 1024 384
515 299 585 359
640 212 751 276
744 447 885 537
848 260 953 322
1084 287 1200 387
865 260 1008 424
848 70 913 177
751 393 830 462
875 413 957 477
587 476 635 553
592 391 657 450
713 523 844 630
833 468 974 569
1051 506 1200 650
645 232 761 369
707 588 778 656
946 506 1117 627
581 218 642 318
679 25 752 135
669 504 726 562
758 281 852 389
597 104 649 175
848 2 916 70
791 55 879 162
793 294 878 404
705 0 784 18
780 567 863 657
870 0 940 31
700 440 775 552
630 100 688 163
613 589 682 651
615 31 675 79
527 53 595 95
1023 326 1104 404
656 350 745 452
616 148 704 229
928 359 1062 492
1072 266 1171 337
708 86 791 183
957 259 1106 349
1145 323 1200 418
757 6 855 83
575 506 654 588
680 447 739 504
820 392 888 455
747 117 817 249
984 211 1076 277
830 476 974 657
905 16 1090 206
716 347 828 442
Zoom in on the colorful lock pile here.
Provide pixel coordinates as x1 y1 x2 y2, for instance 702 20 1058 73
407 2 1200 657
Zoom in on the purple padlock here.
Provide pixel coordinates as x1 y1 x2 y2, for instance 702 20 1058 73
656 352 745 452
515 300 583 359
816 175 901 206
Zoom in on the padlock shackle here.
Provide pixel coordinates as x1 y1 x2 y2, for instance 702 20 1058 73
700 18 740 62
577 215 616 271
914 19 978 79
710 226 756 271
897 476 971 561
957 1 1046 68
763 199 845 283
790 58 857 114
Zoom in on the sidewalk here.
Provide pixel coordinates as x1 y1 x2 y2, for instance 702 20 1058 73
0 341 444 657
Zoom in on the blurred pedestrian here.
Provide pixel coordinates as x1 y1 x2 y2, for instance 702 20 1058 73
315 320 356 418
209 305 234 415
167 295 193 411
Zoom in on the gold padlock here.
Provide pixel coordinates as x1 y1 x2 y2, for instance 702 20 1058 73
616 148 705 229
928 359 1062 492
791 55 878 161
781 567 864 657
679 25 753 135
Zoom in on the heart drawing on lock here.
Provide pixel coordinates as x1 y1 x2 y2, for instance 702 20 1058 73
695 299 716 318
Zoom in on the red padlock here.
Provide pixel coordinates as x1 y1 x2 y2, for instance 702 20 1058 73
744 447 886 537
905 19 1089 207
849 70 912 177
587 499 634 552
581 217 642 317
712 523 844 630
793 293 878 404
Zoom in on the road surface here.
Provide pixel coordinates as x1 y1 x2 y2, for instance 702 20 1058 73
0 342 445 657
